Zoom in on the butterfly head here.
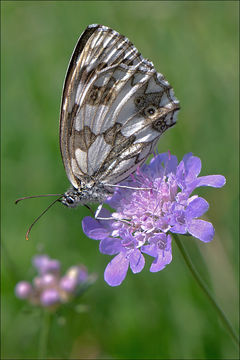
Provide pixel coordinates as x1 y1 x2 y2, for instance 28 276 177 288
61 188 85 208
61 182 111 208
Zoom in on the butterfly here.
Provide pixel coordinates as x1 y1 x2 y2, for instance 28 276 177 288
16 24 180 239
59 24 180 208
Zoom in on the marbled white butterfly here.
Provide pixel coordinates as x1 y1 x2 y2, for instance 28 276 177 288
16 24 180 238
60 24 180 208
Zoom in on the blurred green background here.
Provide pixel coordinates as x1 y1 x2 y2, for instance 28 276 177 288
2 1 239 359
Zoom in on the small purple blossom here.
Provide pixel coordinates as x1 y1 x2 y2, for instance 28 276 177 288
40 289 60 307
15 255 97 309
40 273 57 287
82 152 226 286
32 255 60 275
59 275 77 293
15 281 33 299
59 265 89 293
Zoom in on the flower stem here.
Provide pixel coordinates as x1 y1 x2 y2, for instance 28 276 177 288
172 233 239 348
38 310 51 359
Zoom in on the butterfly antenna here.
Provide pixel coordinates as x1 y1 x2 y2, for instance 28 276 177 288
15 194 63 204
24 196 63 240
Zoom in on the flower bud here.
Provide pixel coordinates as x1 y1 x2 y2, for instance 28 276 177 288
33 255 60 275
15 281 32 299
40 289 60 307
59 275 77 293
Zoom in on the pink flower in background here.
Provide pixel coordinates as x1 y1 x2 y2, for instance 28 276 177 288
15 255 97 309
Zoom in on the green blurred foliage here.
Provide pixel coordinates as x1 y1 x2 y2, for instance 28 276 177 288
1 1 239 359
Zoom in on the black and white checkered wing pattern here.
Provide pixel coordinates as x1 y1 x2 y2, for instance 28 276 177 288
60 24 180 190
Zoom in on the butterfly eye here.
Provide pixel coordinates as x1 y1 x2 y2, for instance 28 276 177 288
144 105 157 117
66 196 74 205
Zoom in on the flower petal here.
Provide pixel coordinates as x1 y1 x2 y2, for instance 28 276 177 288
141 244 158 257
150 250 172 272
195 175 226 188
182 153 193 164
148 153 168 177
82 217 109 240
107 189 124 208
99 237 123 255
170 223 187 234
96 208 114 226
129 249 145 274
185 156 202 180
188 219 214 242
150 152 168 166
176 160 186 188
104 252 129 286
165 154 178 174
186 197 209 219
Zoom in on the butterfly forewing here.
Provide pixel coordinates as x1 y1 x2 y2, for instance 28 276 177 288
60 24 180 204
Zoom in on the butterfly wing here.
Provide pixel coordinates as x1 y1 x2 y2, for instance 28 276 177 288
60 24 180 189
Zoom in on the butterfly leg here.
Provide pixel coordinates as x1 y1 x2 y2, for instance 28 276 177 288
95 203 130 225
105 184 151 191
95 203 113 221
95 203 104 219
94 204 114 221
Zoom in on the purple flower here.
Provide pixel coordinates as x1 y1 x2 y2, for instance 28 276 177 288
82 153 226 286
15 255 97 309
15 281 33 299
32 255 60 275
40 273 58 287
40 289 60 307
59 275 77 293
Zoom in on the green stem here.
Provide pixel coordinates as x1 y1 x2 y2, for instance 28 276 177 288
38 310 51 359
172 233 239 348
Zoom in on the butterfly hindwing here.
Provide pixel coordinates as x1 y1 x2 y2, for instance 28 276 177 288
60 24 180 191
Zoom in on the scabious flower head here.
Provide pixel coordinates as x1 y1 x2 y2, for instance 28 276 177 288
82 152 226 287
15 255 97 310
